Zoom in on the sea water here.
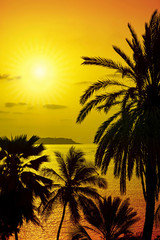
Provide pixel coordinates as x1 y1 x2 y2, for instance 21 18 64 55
9 144 160 239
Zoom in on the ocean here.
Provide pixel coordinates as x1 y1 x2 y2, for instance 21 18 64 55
9 144 160 240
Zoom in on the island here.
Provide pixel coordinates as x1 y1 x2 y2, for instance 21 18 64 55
36 137 79 145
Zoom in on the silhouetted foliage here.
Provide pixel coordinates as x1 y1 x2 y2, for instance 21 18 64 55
77 10 160 240
71 224 92 240
71 196 139 240
0 135 52 240
40 146 107 240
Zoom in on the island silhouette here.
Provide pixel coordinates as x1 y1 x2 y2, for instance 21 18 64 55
36 137 79 144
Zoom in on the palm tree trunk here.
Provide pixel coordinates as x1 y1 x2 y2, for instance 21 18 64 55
142 160 156 240
57 201 67 240
15 229 18 240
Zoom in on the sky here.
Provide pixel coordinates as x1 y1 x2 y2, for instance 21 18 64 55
0 0 159 143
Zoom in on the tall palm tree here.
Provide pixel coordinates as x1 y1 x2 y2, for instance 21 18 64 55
77 10 160 240
78 196 139 240
0 135 52 240
40 146 107 240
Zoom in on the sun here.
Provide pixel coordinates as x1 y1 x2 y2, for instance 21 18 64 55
27 58 53 82
18 56 56 101
6 41 70 105
33 65 47 79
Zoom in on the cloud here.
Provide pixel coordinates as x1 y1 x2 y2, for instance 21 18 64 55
5 102 27 108
0 117 13 121
27 106 34 110
0 75 21 81
5 103 16 108
75 81 93 85
0 110 9 114
0 74 10 80
18 102 27 106
43 104 67 110
13 112 23 115
7 76 21 81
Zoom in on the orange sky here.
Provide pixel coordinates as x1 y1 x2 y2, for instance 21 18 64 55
0 0 159 143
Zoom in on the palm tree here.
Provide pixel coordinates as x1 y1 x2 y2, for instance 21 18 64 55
40 146 107 240
77 10 160 240
0 135 52 240
78 196 139 240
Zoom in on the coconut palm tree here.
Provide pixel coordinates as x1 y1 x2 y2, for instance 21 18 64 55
77 10 160 240
78 196 139 240
40 146 107 240
0 135 52 240
71 196 139 240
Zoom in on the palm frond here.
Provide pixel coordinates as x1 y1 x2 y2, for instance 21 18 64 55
77 97 106 123
77 89 126 123
21 172 51 205
28 135 40 145
82 56 136 79
41 167 65 182
24 155 49 170
68 195 80 223
95 118 122 166
99 90 127 111
55 151 69 180
66 147 85 178
97 100 121 113
82 56 124 71
127 23 143 56
94 111 121 143
113 45 135 70
41 189 61 217
98 153 112 174
75 186 100 199
0 149 7 160
23 144 44 158
120 151 127 194
79 79 129 105
71 224 92 240
149 10 158 28
126 38 134 51
121 87 137 109
77 175 107 189
74 166 97 182
79 195 103 229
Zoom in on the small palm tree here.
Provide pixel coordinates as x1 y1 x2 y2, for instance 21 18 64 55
41 146 107 240
77 10 160 240
71 196 139 240
0 135 52 240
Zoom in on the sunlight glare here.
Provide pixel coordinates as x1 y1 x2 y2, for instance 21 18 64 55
6 41 70 105
33 65 47 79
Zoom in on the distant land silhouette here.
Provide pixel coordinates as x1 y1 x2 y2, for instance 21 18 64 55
36 137 79 144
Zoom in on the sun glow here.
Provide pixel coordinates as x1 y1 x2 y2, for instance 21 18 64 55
6 41 70 105
26 58 53 81
33 65 47 79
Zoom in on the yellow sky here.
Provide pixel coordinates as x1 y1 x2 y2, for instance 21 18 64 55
0 0 159 143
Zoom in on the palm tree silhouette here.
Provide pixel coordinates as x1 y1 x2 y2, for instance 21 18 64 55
0 135 52 240
78 196 139 240
77 10 160 240
40 146 107 240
